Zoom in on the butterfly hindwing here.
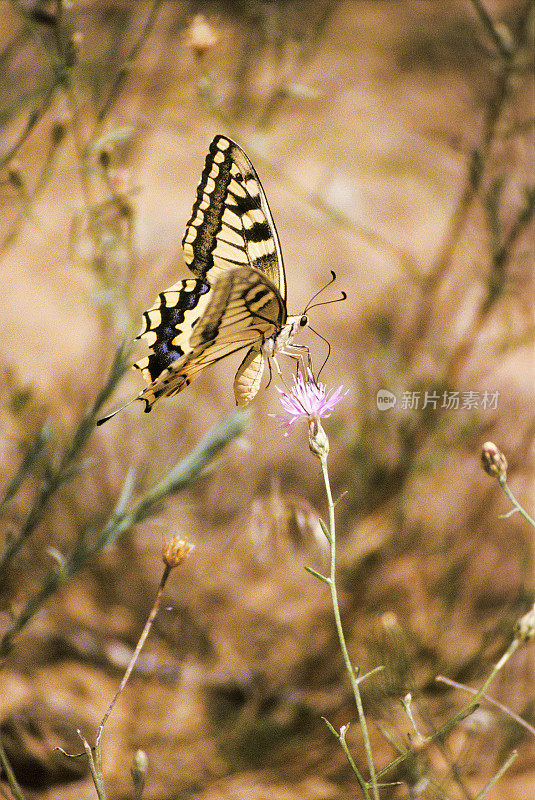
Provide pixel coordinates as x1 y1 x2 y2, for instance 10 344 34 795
182 135 286 299
136 267 285 412
133 278 211 384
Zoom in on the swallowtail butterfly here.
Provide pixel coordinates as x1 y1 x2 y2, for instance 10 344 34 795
98 135 309 423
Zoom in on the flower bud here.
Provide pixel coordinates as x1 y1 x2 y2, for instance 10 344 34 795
162 536 194 568
308 417 329 459
481 441 507 479
185 15 220 57
515 603 535 643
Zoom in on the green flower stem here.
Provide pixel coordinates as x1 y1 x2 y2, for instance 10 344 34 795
0 342 130 586
476 636 521 698
80 732 107 800
499 476 535 528
95 0 164 127
319 453 379 800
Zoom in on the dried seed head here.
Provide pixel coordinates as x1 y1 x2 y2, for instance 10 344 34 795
185 15 220 57
515 604 535 643
163 536 194 568
481 441 507 479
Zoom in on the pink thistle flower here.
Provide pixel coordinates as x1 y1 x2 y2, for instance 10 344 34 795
273 371 348 438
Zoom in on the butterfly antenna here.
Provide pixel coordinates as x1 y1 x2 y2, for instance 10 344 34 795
304 271 347 313
304 270 336 312
308 326 331 380
96 396 138 426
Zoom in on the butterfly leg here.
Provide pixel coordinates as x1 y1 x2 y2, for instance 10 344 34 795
276 342 312 377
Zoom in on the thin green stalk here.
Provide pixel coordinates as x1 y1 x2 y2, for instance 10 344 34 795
468 0 512 60
0 342 130 583
473 751 518 800
319 453 379 800
0 424 50 512
0 79 58 169
499 477 535 529
476 637 522 698
436 675 535 736
2 128 65 252
80 733 107 800
8 0 61 68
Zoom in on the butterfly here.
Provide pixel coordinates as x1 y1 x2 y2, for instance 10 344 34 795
98 135 310 424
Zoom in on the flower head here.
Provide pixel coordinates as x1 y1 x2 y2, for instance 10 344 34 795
273 370 347 445
163 536 194 568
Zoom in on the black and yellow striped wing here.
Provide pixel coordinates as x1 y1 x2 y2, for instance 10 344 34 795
98 133 300 419
134 267 285 412
96 136 293 423
182 135 287 300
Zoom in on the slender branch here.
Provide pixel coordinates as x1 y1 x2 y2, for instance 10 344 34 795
8 0 61 68
402 0 525 360
0 80 58 169
499 476 535 529
95 0 164 128
436 675 535 736
79 732 106 800
1 124 66 251
0 342 130 585
97 563 171 737
0 738 26 800
474 751 518 800
0 425 50 513
468 0 512 60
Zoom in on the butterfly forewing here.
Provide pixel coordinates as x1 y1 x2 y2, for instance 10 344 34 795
182 135 286 300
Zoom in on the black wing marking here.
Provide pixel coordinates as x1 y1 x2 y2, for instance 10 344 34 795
182 135 286 300
133 278 212 384
136 267 285 412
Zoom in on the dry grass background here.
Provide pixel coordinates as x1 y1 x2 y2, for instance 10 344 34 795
0 1 534 798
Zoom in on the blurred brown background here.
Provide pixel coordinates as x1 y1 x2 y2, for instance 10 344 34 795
0 1 534 798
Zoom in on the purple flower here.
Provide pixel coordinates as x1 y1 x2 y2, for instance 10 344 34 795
273 370 348 437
